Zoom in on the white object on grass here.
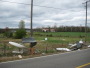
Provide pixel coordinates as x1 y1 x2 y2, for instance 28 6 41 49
18 55 22 58
56 48 71 51
69 43 77 48
79 39 83 44
9 41 25 48
45 38 48 40
12 50 23 54
62 39 65 41
88 45 90 47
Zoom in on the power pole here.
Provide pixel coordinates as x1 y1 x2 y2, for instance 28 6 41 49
83 0 90 43
30 0 33 37
30 0 34 55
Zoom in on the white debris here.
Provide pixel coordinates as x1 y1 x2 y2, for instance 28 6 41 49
9 41 25 48
18 55 22 59
42 53 46 56
79 39 83 44
62 39 65 41
78 49 80 51
12 50 23 54
45 38 48 40
69 44 74 46
56 48 71 51
69 44 77 48
88 45 90 48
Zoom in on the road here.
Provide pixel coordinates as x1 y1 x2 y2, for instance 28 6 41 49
0 49 90 68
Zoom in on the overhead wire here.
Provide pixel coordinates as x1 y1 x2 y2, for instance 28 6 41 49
0 0 75 11
0 0 30 5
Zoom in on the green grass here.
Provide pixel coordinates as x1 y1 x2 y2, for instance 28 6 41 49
34 32 84 36
34 32 90 37
0 32 90 44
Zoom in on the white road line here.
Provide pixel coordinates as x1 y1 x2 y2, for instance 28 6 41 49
0 48 90 64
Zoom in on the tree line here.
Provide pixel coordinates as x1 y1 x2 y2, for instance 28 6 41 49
55 26 90 32
35 26 90 32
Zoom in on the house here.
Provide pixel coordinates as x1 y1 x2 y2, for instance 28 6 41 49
42 28 55 32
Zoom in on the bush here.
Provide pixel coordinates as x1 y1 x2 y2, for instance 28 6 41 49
4 31 13 38
15 29 26 39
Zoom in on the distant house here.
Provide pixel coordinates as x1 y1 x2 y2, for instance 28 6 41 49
50 28 55 32
42 28 55 32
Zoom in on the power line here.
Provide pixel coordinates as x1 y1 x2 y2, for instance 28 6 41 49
0 0 30 5
0 0 76 11
0 0 63 9
34 5 64 10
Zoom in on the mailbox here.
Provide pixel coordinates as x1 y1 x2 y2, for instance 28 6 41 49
22 37 37 47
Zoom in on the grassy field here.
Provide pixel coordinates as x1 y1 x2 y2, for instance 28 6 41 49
0 32 90 46
34 32 90 42
34 32 90 37
0 32 90 47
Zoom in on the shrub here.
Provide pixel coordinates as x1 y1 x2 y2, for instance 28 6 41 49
4 32 13 38
15 29 26 39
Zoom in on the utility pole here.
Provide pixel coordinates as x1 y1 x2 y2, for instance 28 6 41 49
30 0 34 55
30 0 33 37
83 0 90 43
85 1 88 43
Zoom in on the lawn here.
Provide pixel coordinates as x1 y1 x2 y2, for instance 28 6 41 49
34 32 86 37
0 32 90 46
34 32 90 42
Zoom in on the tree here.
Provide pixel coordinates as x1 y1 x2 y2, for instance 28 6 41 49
15 20 26 39
19 20 25 29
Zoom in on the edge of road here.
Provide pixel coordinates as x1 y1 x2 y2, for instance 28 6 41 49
0 48 90 64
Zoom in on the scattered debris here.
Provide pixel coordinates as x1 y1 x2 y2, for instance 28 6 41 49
9 41 25 48
42 53 46 56
88 45 90 48
78 49 81 51
45 38 48 41
56 48 71 51
68 39 84 50
18 55 22 59
69 43 77 48
12 50 23 54
79 39 83 44
62 39 65 41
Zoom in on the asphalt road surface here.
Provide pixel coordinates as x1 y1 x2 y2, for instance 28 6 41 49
0 49 90 68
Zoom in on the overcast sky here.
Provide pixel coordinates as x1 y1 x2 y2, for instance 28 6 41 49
0 0 90 28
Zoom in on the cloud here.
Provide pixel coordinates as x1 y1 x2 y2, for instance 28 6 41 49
0 0 90 28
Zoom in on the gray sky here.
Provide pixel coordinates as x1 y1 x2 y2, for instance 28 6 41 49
0 0 90 28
